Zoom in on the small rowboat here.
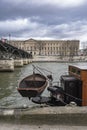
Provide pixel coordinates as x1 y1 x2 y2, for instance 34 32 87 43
17 73 48 99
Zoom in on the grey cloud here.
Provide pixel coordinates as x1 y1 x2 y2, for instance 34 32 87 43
0 0 87 41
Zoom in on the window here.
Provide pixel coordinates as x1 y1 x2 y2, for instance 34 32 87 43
71 68 76 73
71 67 80 76
77 70 80 75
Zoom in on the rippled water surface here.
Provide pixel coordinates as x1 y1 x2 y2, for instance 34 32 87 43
0 62 87 107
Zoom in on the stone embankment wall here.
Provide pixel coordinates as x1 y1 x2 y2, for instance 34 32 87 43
33 55 87 62
0 106 87 125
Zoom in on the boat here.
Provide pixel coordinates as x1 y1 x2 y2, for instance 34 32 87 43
59 64 87 106
17 73 48 99
32 65 87 107
67 65 87 106
17 64 87 107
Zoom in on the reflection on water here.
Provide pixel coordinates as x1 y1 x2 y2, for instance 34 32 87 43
0 62 87 107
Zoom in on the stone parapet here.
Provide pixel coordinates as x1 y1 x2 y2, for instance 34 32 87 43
0 106 87 125
32 55 87 62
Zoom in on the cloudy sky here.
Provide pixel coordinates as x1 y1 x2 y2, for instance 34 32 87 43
0 0 87 47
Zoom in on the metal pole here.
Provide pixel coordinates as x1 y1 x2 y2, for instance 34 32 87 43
9 34 11 44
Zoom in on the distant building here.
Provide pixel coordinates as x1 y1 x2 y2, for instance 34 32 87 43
81 48 87 56
9 38 79 56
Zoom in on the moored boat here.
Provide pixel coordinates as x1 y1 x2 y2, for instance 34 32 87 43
17 73 48 99
32 65 87 106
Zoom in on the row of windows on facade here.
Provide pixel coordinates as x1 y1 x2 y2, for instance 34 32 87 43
12 42 78 47
11 44 78 56
31 51 78 56
11 43 78 50
10 41 79 54
24 46 78 51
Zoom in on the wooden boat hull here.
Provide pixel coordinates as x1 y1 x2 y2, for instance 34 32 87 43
17 73 48 98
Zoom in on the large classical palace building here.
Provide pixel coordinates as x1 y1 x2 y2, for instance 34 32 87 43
10 38 79 56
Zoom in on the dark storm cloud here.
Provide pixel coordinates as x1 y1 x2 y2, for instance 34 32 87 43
0 0 86 22
0 0 87 42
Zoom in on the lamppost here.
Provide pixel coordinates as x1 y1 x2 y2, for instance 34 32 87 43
8 34 11 44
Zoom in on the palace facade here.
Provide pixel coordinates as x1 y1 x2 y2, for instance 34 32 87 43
10 38 79 56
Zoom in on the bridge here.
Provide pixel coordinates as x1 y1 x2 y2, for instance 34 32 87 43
0 40 32 71
0 40 32 59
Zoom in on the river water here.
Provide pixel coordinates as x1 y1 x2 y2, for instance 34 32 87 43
0 62 87 108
